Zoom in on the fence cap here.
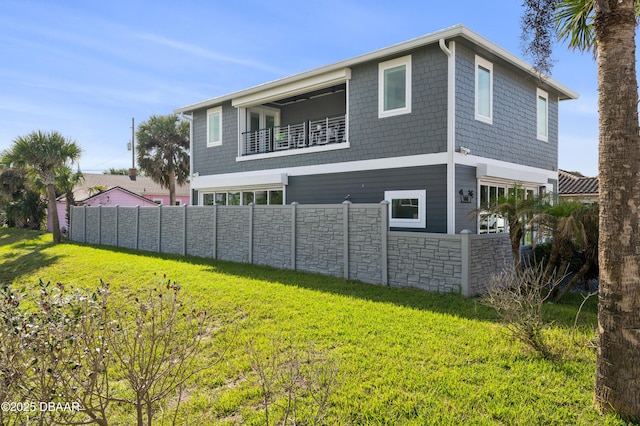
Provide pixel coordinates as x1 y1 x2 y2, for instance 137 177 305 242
460 229 473 234
379 200 390 205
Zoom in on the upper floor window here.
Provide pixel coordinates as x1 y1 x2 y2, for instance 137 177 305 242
537 88 549 142
378 55 412 118
475 56 493 124
207 106 222 147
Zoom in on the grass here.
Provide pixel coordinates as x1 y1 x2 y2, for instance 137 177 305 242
0 227 625 425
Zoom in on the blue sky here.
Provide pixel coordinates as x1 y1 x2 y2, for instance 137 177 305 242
0 0 600 176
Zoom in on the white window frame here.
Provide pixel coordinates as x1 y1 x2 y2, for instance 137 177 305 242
475 55 493 124
378 55 412 118
536 88 549 142
200 188 285 206
384 189 426 229
207 106 223 147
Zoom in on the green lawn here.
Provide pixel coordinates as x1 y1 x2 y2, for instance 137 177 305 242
0 228 625 425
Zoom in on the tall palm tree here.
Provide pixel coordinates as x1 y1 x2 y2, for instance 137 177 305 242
524 0 640 417
136 114 190 206
1 131 82 243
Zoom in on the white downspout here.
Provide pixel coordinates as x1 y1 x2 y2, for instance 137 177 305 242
439 39 456 234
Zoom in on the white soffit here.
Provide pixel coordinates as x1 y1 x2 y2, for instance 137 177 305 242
232 68 352 108
476 163 548 184
191 173 288 190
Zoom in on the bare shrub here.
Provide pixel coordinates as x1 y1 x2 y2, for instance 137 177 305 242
482 263 563 358
105 275 229 426
247 335 340 425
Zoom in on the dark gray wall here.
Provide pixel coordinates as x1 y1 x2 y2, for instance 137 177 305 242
455 164 478 233
286 164 447 233
277 91 346 125
454 43 559 171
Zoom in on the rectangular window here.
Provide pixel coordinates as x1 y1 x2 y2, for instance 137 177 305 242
202 193 214 206
537 88 548 141
479 184 505 234
207 106 222 147
255 190 268 205
378 55 412 118
384 189 426 229
215 193 227 205
228 192 240 205
269 190 283 205
475 56 493 124
242 191 254 205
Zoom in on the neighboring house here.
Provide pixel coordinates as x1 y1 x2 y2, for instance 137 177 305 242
50 173 190 234
558 169 599 203
175 24 578 234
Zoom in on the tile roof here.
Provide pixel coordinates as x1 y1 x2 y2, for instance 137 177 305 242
70 173 190 202
558 169 599 195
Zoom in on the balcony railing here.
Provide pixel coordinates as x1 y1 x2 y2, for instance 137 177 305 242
242 115 346 156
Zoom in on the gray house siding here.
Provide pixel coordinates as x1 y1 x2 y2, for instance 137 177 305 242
191 44 449 178
286 164 447 233
191 100 238 176
455 164 478 234
454 43 558 171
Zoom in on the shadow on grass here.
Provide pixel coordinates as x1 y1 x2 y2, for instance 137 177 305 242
61 240 597 328
64 241 498 322
0 231 60 284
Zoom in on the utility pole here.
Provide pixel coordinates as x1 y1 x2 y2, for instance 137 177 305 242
129 117 137 180
131 117 135 169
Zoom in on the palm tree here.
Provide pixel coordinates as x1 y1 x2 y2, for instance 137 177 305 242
477 184 546 270
523 0 640 417
1 131 82 243
533 200 599 301
0 167 46 229
136 114 190 206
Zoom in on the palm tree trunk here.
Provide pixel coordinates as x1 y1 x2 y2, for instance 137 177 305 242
594 0 640 417
168 165 176 206
46 183 62 243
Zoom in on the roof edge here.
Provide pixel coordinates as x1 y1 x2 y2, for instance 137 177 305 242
175 24 578 114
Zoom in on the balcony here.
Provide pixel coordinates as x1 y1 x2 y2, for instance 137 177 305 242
241 115 347 156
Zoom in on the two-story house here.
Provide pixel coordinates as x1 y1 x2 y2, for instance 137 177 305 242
175 24 578 234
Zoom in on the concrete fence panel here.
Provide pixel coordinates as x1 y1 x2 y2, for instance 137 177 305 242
185 206 216 258
252 205 293 269
69 205 510 296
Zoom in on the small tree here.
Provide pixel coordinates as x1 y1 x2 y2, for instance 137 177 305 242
136 115 190 206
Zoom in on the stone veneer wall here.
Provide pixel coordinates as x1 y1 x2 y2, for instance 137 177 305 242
69 204 511 295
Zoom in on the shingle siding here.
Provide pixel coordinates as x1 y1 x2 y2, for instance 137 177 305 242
191 45 449 177
455 44 558 171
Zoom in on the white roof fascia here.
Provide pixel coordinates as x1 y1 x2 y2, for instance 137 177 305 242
174 24 578 114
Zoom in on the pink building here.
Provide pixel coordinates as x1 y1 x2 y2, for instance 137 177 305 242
50 173 190 234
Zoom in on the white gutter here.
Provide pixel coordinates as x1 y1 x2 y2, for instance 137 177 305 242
440 38 456 234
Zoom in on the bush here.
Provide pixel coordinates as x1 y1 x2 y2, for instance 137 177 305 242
482 263 563 358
